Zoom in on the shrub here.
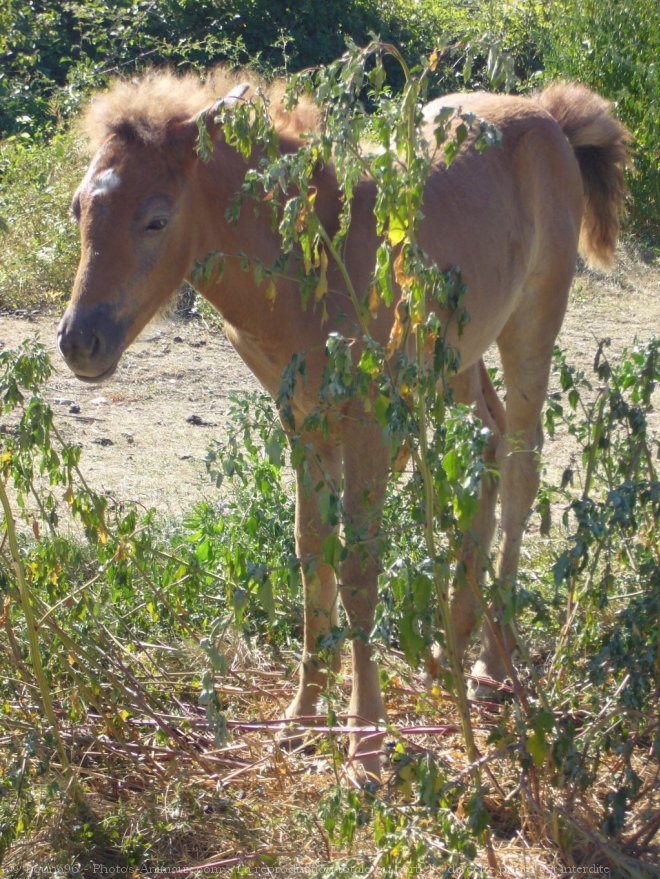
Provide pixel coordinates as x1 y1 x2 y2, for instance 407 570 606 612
2 330 658 873
539 0 659 243
0 128 85 310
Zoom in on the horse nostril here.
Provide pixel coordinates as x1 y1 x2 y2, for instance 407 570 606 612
57 329 71 359
57 323 103 367
88 332 101 360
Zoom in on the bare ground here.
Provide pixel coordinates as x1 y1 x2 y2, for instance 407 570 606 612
0 248 658 517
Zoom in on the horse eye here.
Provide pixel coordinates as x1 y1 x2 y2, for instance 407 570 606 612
145 217 168 232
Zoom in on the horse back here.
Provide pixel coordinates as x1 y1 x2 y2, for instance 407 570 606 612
417 92 583 365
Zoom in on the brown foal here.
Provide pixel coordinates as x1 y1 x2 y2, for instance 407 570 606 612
58 70 628 778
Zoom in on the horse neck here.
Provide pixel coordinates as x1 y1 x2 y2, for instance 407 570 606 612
193 136 342 334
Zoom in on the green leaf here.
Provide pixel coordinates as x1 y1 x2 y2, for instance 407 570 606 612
265 436 284 468
442 448 460 482
533 710 555 736
526 731 548 767
257 580 276 622
412 574 432 612
374 394 390 425
399 609 426 666
321 533 343 569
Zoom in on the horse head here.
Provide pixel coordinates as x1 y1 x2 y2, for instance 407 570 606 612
58 82 248 382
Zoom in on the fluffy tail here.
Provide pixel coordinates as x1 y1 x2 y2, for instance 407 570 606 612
538 83 630 268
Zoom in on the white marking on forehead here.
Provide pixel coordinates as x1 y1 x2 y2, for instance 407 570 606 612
78 140 114 192
91 168 122 196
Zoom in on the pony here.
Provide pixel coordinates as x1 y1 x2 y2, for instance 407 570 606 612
57 67 628 780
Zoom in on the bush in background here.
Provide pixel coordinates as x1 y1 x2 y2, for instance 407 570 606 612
0 129 84 311
539 0 659 244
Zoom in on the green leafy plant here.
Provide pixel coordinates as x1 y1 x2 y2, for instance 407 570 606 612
1 336 658 873
0 342 237 862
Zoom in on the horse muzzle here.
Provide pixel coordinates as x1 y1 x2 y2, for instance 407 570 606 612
57 305 125 383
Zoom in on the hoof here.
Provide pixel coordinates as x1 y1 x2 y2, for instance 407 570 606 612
422 642 450 690
467 661 514 702
276 722 318 755
347 751 383 787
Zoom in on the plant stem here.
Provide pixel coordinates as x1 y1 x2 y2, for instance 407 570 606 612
0 476 84 805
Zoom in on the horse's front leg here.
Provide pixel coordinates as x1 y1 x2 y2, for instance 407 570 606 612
285 437 342 725
340 415 389 782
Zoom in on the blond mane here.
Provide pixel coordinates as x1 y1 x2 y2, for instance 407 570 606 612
81 67 320 152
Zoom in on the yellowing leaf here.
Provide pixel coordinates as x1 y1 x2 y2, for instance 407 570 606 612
410 300 424 329
265 280 277 310
314 248 328 302
387 214 407 246
395 762 415 799
368 285 380 319
526 732 548 767
295 189 317 235
301 237 312 275
393 249 414 291
393 440 411 473
385 298 409 359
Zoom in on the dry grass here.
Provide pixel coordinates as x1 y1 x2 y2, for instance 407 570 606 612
2 629 658 878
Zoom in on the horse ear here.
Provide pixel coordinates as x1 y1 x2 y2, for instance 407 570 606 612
200 83 250 129
173 83 250 157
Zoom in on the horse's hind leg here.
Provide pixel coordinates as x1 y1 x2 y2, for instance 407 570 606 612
442 363 503 666
285 436 342 725
470 276 571 694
